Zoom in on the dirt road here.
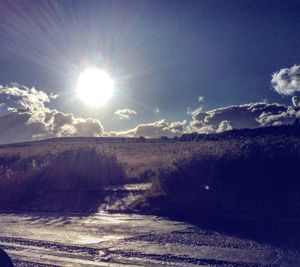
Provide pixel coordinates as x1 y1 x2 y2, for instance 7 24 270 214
0 183 299 266
0 211 298 266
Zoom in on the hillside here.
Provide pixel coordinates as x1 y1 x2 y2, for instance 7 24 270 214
0 124 299 221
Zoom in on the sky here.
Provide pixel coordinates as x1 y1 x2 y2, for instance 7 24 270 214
0 0 300 143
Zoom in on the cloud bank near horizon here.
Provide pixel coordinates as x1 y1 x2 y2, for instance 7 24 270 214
189 102 296 133
0 73 300 144
108 119 187 138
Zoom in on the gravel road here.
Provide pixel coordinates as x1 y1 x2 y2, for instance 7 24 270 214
0 183 299 266
0 211 298 266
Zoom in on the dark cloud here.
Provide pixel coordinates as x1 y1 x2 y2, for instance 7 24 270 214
257 106 299 127
190 102 290 133
272 65 300 95
0 85 103 144
0 111 45 144
114 109 137 120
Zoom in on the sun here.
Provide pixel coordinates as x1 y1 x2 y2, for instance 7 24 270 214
76 68 114 107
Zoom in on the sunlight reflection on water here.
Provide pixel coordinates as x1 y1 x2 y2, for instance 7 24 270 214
79 234 125 244
84 213 127 224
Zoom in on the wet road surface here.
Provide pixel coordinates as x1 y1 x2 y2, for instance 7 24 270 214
0 211 299 266
0 183 299 266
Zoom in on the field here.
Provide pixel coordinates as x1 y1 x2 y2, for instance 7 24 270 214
0 138 200 211
0 127 300 222
0 138 199 184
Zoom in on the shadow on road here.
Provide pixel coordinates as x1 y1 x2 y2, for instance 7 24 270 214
160 212 300 251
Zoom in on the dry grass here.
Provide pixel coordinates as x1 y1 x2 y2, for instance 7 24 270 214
0 140 203 182
137 136 300 221
1 135 300 217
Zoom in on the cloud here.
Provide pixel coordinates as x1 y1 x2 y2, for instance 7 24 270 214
0 111 46 144
187 106 202 115
0 84 51 123
292 96 300 107
272 65 300 95
45 111 103 138
109 119 186 138
0 85 103 144
2 81 300 143
216 120 233 133
190 102 290 133
257 106 299 127
169 120 187 132
153 107 160 114
196 125 215 134
114 109 137 120
198 96 205 102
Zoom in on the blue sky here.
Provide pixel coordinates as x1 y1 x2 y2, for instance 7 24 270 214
0 0 299 143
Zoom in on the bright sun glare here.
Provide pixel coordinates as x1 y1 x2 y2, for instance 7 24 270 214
76 68 114 107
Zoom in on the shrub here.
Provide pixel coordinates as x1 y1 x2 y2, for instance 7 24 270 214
151 137 300 220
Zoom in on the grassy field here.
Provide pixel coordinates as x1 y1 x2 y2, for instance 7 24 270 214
0 139 200 211
0 139 201 182
0 127 300 220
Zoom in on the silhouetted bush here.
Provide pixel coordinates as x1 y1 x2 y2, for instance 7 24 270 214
148 137 300 221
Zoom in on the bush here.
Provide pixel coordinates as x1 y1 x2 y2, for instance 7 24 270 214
150 137 300 220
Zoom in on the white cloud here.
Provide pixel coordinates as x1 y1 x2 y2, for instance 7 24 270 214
257 107 300 127
114 109 137 120
109 119 186 138
198 96 205 102
50 93 59 99
2 81 300 143
0 85 103 144
187 106 202 115
196 125 215 134
292 96 300 107
190 102 290 133
153 107 160 114
216 120 233 133
272 65 300 95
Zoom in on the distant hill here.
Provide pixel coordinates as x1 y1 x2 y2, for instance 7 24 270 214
0 136 142 148
0 124 300 148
